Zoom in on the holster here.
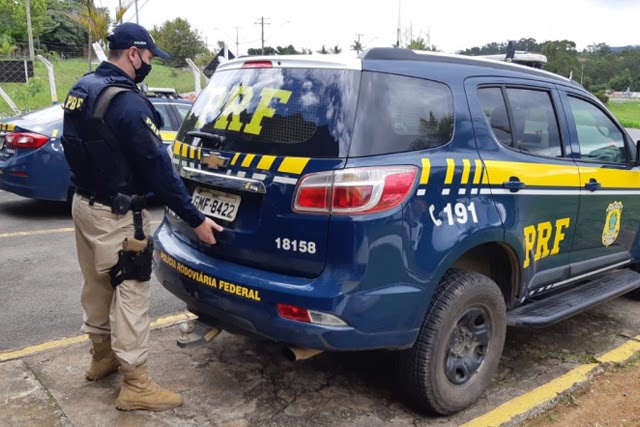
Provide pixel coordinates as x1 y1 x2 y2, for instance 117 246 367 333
108 196 151 288
109 236 154 288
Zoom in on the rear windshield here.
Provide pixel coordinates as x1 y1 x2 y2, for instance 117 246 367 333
177 67 360 157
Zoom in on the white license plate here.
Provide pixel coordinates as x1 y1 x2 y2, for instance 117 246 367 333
192 187 241 221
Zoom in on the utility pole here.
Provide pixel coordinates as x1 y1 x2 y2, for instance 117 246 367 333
255 17 270 55
236 26 239 57
396 0 401 48
25 0 35 59
135 0 139 24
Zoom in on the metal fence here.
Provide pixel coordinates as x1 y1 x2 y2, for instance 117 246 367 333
0 52 208 118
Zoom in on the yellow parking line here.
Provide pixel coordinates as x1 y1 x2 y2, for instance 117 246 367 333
0 312 195 363
0 228 75 239
0 221 162 239
462 335 640 427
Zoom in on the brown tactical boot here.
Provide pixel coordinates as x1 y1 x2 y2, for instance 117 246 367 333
85 335 120 381
116 362 184 411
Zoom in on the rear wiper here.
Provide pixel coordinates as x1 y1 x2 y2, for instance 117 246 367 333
187 130 225 148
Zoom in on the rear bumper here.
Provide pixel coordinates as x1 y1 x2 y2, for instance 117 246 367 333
0 152 70 201
153 223 424 351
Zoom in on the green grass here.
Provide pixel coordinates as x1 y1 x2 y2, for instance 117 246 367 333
0 58 205 117
608 100 640 129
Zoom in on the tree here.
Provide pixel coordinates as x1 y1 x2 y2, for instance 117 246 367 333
541 40 580 79
40 0 87 56
0 35 17 55
0 0 48 53
329 45 342 54
150 18 208 67
351 40 363 53
317 45 328 54
406 37 438 51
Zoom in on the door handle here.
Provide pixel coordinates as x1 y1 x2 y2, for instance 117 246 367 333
585 178 601 192
503 177 525 192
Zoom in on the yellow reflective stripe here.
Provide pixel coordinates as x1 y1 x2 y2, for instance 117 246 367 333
461 159 471 184
420 158 430 184
278 157 310 175
51 129 59 138
197 147 202 160
257 155 277 170
231 152 241 166
173 141 182 156
484 161 578 186
181 143 188 158
159 130 176 142
0 123 15 131
473 159 483 184
189 146 196 159
578 166 640 188
241 153 256 167
445 159 455 184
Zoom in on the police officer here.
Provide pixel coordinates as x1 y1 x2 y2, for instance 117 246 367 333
61 22 222 412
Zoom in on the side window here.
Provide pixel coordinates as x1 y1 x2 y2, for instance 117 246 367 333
175 104 191 122
154 104 175 131
477 87 562 157
349 72 454 156
567 96 628 163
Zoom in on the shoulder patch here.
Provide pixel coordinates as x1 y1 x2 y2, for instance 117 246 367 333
62 90 87 114
143 115 161 138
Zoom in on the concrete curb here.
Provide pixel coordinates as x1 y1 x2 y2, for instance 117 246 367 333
462 335 640 427
0 312 195 363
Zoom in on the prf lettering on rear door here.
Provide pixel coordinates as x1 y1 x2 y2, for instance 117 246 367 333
211 86 292 135
523 217 571 268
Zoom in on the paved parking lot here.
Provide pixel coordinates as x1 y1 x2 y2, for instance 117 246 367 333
1 171 640 426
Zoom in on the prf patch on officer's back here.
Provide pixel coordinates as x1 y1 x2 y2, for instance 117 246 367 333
143 115 161 138
62 91 86 113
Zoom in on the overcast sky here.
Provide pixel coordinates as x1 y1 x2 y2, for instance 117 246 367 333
96 0 639 55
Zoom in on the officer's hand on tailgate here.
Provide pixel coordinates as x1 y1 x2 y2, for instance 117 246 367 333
193 217 223 244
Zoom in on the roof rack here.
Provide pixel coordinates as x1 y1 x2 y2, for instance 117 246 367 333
138 84 181 98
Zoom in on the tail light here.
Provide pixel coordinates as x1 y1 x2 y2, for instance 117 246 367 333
5 132 50 149
293 166 418 215
276 303 348 327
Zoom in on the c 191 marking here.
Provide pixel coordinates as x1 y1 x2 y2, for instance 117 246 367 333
429 202 479 227
275 238 317 254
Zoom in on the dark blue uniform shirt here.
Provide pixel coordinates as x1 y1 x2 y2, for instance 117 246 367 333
73 62 204 228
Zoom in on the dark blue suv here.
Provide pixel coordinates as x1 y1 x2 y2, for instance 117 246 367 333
153 48 640 414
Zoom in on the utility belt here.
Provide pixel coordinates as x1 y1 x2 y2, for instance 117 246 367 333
75 189 147 215
75 189 154 288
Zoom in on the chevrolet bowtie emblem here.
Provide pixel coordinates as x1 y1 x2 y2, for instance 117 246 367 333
201 152 229 169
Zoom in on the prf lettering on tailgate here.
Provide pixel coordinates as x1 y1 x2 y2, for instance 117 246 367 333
209 86 292 135
523 218 571 268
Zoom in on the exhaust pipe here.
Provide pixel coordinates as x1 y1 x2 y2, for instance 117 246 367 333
282 346 324 361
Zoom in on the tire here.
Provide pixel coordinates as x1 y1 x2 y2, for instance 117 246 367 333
398 268 507 415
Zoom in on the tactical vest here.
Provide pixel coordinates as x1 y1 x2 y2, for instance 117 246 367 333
61 72 159 196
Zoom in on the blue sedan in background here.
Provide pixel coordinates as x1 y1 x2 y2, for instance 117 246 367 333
0 92 192 202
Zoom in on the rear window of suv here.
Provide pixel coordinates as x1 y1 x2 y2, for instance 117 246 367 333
349 72 454 156
177 67 361 158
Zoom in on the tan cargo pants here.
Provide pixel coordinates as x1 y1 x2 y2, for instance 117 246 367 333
71 194 152 370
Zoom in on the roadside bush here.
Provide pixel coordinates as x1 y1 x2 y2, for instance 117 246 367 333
594 91 609 104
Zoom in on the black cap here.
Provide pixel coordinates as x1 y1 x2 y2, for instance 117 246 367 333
107 22 170 59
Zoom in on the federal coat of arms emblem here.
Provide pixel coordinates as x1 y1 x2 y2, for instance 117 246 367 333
602 201 623 247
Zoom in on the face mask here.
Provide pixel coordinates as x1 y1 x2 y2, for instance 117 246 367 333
133 58 152 84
